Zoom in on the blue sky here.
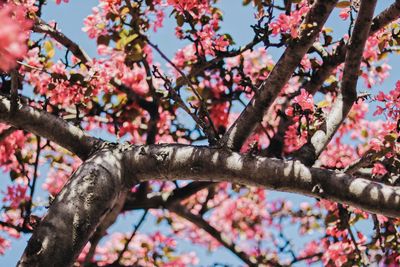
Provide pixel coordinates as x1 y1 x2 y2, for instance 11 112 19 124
1 1 400 266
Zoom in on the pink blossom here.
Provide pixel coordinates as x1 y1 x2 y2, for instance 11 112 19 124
167 0 210 15
293 88 314 111
0 124 27 172
2 184 29 209
82 7 108 39
284 123 308 153
55 0 69 4
372 162 387 176
153 9 165 32
339 7 350 20
0 4 32 71
0 236 10 255
270 4 310 38
380 81 400 118
320 140 357 169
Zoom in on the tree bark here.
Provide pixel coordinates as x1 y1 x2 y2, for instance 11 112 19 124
16 142 400 265
17 145 130 267
0 96 101 160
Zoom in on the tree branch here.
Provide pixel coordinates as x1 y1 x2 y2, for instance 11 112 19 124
19 143 400 265
266 0 400 157
33 17 91 64
296 0 377 165
169 204 258 266
220 0 339 151
18 145 131 267
370 0 400 33
124 144 400 218
303 0 400 95
123 181 213 211
0 96 101 160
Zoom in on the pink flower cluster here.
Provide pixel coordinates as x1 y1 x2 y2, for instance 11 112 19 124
285 88 314 117
374 81 400 120
0 236 10 255
270 2 310 38
167 0 210 14
319 139 357 169
283 89 315 153
0 3 32 71
0 125 27 172
91 231 199 266
83 7 108 39
55 0 69 4
2 184 29 210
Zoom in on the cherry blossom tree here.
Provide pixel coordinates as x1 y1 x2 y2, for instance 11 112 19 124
1 0 400 266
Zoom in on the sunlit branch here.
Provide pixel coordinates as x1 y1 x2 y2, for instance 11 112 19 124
125 144 400 218
18 142 400 265
296 0 377 165
221 0 339 151
268 1 400 158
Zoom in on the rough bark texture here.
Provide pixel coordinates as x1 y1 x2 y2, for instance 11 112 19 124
15 142 400 266
125 144 400 218
3 1 399 266
370 0 400 33
17 145 129 267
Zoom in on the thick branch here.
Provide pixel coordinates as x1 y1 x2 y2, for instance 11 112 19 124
296 0 377 165
0 96 101 160
20 143 400 265
370 0 400 33
18 145 130 267
303 0 400 95
221 0 338 151
124 144 400 218
267 1 400 157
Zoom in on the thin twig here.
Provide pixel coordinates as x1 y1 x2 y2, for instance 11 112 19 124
10 70 19 114
115 210 149 264
147 40 218 142
23 136 41 227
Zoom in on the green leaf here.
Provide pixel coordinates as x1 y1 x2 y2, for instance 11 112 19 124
126 33 139 45
44 40 55 58
386 234 396 243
